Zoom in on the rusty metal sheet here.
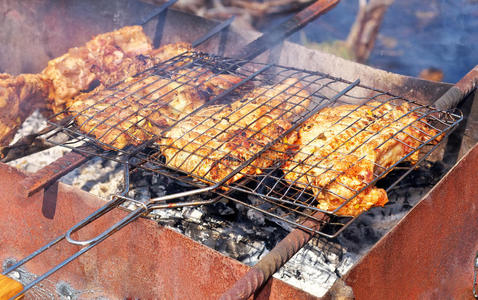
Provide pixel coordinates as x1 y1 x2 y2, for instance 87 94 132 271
0 162 315 299
340 143 478 300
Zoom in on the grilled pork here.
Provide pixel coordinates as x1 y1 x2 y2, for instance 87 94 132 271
283 101 440 216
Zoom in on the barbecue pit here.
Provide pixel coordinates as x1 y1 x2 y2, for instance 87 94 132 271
1 0 478 299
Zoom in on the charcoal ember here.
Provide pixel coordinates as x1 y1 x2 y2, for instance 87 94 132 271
129 169 152 187
182 222 210 243
153 208 185 224
133 186 151 202
150 184 166 197
150 174 166 197
246 208 265 226
154 217 181 228
205 201 236 218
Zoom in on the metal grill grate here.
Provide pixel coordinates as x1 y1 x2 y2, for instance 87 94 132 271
45 51 463 237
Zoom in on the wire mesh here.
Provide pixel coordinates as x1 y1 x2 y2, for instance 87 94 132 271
45 50 463 237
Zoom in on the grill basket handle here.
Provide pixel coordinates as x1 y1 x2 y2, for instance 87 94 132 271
434 65 478 111
233 0 340 61
0 274 24 300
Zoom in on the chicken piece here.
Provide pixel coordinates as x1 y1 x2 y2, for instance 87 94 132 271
160 79 311 185
93 43 195 88
42 26 153 115
0 73 49 148
149 42 193 62
67 74 208 149
283 101 440 216
68 87 149 149
42 25 195 116
122 75 208 132
64 55 247 150
172 68 249 97
227 78 311 129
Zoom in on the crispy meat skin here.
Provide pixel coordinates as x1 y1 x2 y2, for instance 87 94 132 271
67 70 245 149
1 25 194 147
42 26 152 115
68 75 205 149
0 73 49 147
41 25 194 116
160 78 310 185
283 101 439 216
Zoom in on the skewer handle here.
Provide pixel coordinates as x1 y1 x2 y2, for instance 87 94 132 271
434 65 478 111
0 274 23 300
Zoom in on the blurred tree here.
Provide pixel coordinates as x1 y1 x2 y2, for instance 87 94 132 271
345 0 395 63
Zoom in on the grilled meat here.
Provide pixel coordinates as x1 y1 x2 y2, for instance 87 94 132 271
0 24 232 149
172 67 248 97
42 26 194 116
42 26 153 115
67 69 245 149
0 73 49 148
283 101 440 216
160 78 310 185
149 42 193 63
68 76 203 149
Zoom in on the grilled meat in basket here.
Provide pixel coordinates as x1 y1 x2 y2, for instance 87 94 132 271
42 25 193 116
160 78 310 185
0 25 198 147
283 101 441 216
67 69 244 149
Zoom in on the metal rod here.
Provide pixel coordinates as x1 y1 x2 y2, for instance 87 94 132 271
434 64 478 110
17 149 92 198
192 16 235 48
65 186 214 246
232 0 340 61
9 208 145 300
220 211 329 300
138 0 178 26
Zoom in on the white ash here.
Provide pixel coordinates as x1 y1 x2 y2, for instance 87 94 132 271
273 245 359 297
9 110 48 145
6 110 71 173
59 157 124 199
8 145 71 173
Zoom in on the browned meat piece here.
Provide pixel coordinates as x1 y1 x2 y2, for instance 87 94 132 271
67 75 207 149
160 79 310 185
283 101 440 217
149 42 193 62
41 25 195 116
42 26 153 115
172 68 248 97
0 73 49 148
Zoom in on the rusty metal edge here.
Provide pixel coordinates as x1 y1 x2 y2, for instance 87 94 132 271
339 142 478 300
0 161 317 299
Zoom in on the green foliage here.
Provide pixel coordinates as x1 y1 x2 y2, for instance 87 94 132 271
299 31 356 61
